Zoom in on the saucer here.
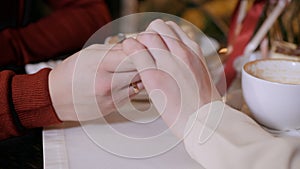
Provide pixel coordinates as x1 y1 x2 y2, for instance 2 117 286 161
226 89 300 138
262 126 300 138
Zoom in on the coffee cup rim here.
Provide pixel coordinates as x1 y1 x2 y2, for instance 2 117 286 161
242 58 300 86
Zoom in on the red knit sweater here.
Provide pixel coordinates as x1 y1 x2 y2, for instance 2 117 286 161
0 0 111 140
0 0 111 66
0 69 60 140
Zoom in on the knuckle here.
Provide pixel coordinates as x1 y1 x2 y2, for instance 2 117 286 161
122 38 134 46
148 19 164 29
122 38 145 54
137 32 160 44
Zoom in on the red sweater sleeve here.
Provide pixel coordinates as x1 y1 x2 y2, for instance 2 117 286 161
0 0 111 66
0 69 61 140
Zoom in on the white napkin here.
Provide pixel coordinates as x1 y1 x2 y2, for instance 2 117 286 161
25 60 62 74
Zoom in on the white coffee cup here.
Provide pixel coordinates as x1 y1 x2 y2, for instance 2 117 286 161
242 59 300 131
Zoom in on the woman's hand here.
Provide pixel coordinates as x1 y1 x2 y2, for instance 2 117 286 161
123 19 221 138
49 44 142 121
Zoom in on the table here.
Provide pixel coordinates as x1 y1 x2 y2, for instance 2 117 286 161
43 100 204 169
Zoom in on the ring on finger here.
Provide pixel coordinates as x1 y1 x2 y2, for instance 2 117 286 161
130 82 140 94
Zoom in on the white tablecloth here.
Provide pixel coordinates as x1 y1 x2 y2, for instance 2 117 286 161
43 101 204 169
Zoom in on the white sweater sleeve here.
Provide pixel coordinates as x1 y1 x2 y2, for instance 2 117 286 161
184 101 300 169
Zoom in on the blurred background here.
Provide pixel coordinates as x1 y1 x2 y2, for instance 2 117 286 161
29 0 300 57
31 0 240 47
105 0 240 47
105 0 300 59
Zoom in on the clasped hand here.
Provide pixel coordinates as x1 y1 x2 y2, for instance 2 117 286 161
49 19 221 137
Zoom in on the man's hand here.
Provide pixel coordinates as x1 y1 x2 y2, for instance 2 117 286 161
49 44 142 121
123 19 221 138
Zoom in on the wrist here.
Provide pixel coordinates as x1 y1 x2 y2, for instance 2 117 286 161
12 68 61 128
48 68 77 121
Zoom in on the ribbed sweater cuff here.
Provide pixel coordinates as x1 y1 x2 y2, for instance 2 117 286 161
12 68 61 128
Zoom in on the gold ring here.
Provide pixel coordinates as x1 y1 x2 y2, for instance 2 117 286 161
131 82 140 94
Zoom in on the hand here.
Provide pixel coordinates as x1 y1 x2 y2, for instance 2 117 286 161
123 19 221 138
49 44 142 121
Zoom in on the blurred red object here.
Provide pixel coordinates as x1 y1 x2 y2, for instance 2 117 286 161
225 0 267 87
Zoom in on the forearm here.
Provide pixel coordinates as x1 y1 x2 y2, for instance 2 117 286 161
0 69 61 140
184 101 300 169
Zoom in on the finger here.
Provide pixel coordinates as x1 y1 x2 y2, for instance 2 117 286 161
104 50 136 73
122 38 156 72
112 82 146 112
110 72 144 105
137 31 169 51
85 43 122 51
146 19 182 52
122 38 161 93
165 21 203 58
146 19 194 63
166 22 221 100
84 44 137 72
165 21 209 69
136 31 175 67
146 19 180 41
112 82 144 106
111 71 141 90
129 81 144 96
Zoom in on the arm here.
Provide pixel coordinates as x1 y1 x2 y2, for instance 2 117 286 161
184 101 300 169
0 69 61 140
0 0 111 66
0 42 140 140
123 20 300 169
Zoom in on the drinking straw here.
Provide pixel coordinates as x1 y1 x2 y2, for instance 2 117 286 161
243 0 290 56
